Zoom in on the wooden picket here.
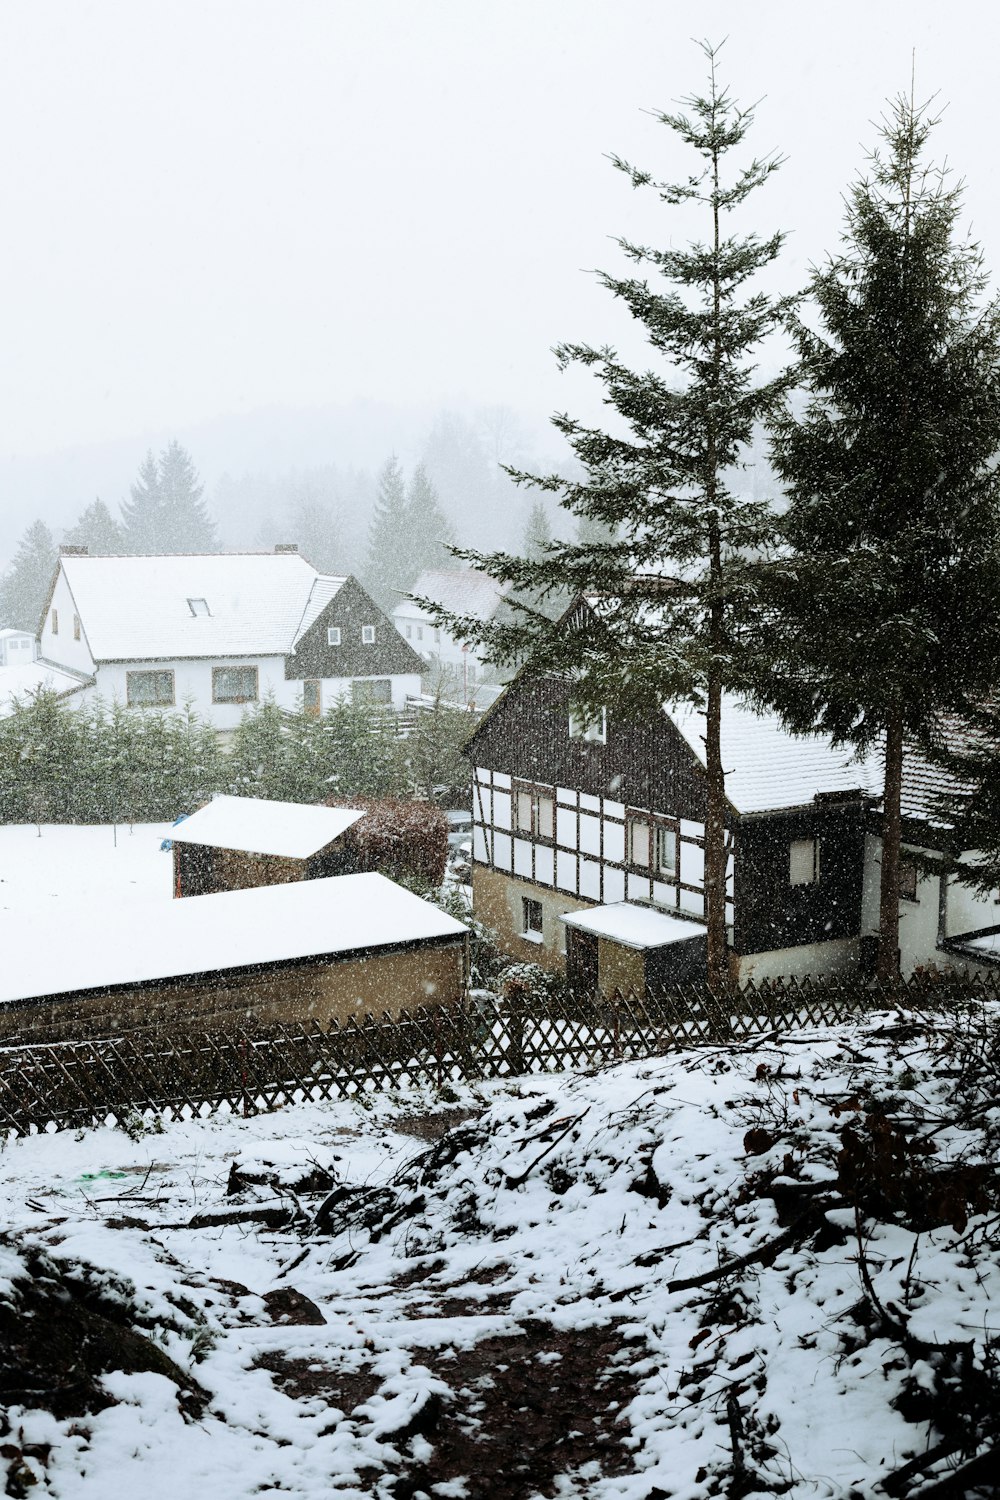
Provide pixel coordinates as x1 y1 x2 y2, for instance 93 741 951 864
0 971 996 1137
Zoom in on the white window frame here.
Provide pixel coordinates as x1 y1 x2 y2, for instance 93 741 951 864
361 625 376 644
568 706 606 743
789 838 821 887
522 896 544 941
327 626 341 646
514 783 555 840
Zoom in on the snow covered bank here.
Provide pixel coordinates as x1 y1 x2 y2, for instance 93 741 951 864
1 1005 998 1497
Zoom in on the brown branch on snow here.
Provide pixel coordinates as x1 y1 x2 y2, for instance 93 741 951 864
667 1203 834 1296
501 1108 592 1188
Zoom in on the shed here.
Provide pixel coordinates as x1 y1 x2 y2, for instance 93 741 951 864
0 872 469 1041
168 795 365 896
559 903 707 995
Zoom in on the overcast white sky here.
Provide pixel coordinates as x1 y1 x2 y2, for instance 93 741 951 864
0 0 996 472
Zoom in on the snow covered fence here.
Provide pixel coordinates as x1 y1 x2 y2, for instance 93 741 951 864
0 971 997 1135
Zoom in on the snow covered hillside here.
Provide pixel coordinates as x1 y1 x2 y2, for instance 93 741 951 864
2 1003 998 1498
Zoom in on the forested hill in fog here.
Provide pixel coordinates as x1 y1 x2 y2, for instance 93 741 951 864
0 398 574 574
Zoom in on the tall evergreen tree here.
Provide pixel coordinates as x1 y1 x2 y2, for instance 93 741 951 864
405 464 455 581
119 449 163 553
761 96 1000 981
62 497 124 555
365 455 411 607
120 442 216 553
420 46 790 992
157 439 217 551
0 520 57 632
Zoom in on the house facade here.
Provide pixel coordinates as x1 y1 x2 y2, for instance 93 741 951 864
393 568 511 704
466 669 883 990
38 548 424 729
0 629 37 666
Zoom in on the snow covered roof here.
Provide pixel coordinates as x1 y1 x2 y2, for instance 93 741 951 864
293 575 347 644
0 872 468 1006
396 569 511 624
57 553 347 661
560 903 706 950
169 795 364 859
0 660 92 716
0 627 33 640
669 696 882 815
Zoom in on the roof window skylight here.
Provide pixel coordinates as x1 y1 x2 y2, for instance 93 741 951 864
187 598 211 616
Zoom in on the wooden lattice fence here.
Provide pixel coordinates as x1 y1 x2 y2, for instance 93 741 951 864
0 972 997 1136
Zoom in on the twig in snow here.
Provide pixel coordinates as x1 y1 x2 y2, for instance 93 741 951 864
502 1108 591 1188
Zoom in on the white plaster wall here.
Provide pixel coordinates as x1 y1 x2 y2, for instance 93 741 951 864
92 656 284 730
737 937 860 984
39 569 95 673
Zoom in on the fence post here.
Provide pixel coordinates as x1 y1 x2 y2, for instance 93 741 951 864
506 993 525 1076
240 1036 248 1118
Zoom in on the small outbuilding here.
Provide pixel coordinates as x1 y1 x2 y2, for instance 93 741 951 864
0 872 469 1041
559 903 707 996
169 795 365 897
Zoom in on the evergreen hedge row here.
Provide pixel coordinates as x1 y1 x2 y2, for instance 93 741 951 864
0 692 470 825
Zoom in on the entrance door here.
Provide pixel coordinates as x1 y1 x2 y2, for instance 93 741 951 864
566 929 599 995
303 679 321 717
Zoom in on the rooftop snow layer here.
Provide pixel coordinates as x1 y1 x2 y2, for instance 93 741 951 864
293 575 348 643
0 871 468 1005
669 695 881 814
58 553 344 661
168 795 364 859
0 660 92 715
396 568 511 624
560 903 706 949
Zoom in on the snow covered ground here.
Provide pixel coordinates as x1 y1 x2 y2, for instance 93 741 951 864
2 1004 998 1498
0 821 173 917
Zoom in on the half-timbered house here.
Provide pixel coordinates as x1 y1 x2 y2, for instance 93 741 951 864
466 665 886 990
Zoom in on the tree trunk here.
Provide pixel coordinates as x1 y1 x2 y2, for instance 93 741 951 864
877 711 905 984
704 672 729 995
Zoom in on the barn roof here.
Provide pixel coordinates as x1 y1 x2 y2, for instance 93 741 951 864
560 904 706 950
57 553 347 661
168 795 364 859
0 872 468 1007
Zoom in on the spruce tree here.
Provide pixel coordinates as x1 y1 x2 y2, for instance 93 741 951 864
157 439 217 551
405 464 455 581
0 520 58 632
762 96 1000 980
120 449 163 553
62 498 124 555
419 46 790 992
365 455 411 607
120 442 216 553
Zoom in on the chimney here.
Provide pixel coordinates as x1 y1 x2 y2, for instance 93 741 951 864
274 543 298 554
59 545 89 556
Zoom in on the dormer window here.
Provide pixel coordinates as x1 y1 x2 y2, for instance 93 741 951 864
327 626 341 646
361 625 376 644
187 598 210 617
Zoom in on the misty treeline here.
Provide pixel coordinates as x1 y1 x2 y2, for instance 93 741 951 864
0 408 568 633
0 691 473 826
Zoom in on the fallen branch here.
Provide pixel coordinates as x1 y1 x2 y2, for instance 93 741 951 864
502 1108 591 1189
667 1204 831 1295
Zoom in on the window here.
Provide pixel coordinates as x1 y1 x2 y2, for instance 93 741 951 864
212 665 259 704
73 614 81 641
303 680 321 717
405 624 412 639
126 669 174 708
416 626 424 641
327 626 341 646
351 678 392 706
187 598 210 617
522 897 544 939
361 625 376 644
628 818 678 877
515 784 555 840
569 706 606 743
899 859 918 902
51 609 58 635
790 838 820 886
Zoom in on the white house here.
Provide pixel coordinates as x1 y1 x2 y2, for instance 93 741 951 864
392 569 511 704
38 548 425 730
